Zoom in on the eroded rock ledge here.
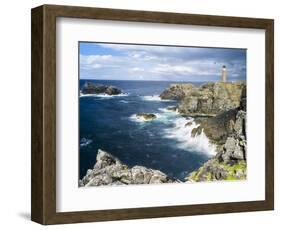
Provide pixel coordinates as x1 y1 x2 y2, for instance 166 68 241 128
80 149 178 186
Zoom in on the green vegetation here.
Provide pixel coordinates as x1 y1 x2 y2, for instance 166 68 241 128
187 159 247 182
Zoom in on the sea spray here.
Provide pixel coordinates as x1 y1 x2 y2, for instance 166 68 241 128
129 113 160 123
80 138 92 147
141 95 173 102
163 117 216 156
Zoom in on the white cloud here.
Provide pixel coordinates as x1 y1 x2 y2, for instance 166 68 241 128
130 67 145 72
80 44 246 81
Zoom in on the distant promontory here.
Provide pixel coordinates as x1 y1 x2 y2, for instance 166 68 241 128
81 81 122 95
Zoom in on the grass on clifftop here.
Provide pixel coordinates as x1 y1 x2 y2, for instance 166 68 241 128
187 160 247 182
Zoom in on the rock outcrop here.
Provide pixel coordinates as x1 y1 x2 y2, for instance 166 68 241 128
186 110 247 182
80 149 177 186
186 89 247 182
161 81 245 116
81 81 122 95
160 81 248 182
136 113 157 121
187 158 246 181
160 83 194 100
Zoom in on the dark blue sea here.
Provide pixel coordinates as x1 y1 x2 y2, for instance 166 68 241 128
79 80 215 181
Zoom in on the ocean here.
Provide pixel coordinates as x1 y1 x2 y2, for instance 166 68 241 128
79 80 216 181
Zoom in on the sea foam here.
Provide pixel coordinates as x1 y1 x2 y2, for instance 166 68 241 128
163 117 216 156
80 138 92 147
129 113 160 123
141 95 173 102
80 92 129 98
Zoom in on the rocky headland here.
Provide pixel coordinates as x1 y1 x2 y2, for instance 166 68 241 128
161 81 247 182
80 81 247 185
160 81 245 116
79 149 177 186
81 81 122 95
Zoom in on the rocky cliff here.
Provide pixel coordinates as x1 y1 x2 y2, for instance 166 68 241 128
186 85 247 182
186 109 247 182
80 149 177 186
161 81 245 116
160 81 247 182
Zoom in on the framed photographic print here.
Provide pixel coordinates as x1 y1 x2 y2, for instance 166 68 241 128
31 4 274 225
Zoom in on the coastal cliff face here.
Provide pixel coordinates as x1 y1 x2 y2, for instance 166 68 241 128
161 81 245 116
187 109 247 182
160 81 247 182
80 149 177 186
80 81 247 185
186 84 247 182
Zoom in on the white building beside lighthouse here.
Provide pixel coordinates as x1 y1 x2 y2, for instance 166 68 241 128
221 65 227 82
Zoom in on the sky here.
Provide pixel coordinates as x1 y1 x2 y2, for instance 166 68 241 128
79 42 246 82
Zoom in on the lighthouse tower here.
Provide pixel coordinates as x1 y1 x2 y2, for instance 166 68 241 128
221 65 227 82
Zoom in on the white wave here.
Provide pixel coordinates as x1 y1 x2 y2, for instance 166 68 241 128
141 95 173 102
158 107 179 114
119 100 129 104
163 117 216 156
80 138 92 147
80 92 128 98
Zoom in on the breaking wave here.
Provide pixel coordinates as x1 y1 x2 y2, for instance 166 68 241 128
80 92 129 98
141 95 173 102
129 113 160 123
80 138 92 147
163 117 216 156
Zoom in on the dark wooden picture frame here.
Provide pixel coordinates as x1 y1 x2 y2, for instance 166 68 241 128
31 4 274 225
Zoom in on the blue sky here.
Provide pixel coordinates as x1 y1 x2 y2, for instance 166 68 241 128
79 42 246 82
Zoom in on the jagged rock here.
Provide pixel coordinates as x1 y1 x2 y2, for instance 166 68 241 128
240 85 247 111
233 110 246 138
136 113 157 121
81 82 122 95
191 108 238 145
185 82 247 182
160 83 194 100
222 137 245 161
80 149 177 186
161 81 245 116
186 106 247 182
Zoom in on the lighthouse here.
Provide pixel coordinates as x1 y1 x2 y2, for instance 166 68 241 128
221 65 227 82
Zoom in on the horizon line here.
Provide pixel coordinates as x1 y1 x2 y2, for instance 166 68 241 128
79 78 246 82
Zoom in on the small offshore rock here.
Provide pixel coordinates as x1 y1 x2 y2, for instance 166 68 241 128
136 113 157 121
